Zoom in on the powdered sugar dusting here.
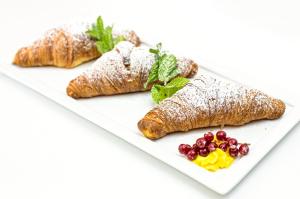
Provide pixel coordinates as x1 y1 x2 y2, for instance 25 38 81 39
42 23 91 42
84 50 126 85
157 74 279 126
115 41 135 66
82 41 155 88
64 23 95 52
30 22 95 56
177 57 195 76
34 23 138 54
78 41 196 92
111 24 139 42
129 46 156 82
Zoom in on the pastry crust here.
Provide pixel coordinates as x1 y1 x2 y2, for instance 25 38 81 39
138 75 286 139
67 41 198 98
13 24 140 68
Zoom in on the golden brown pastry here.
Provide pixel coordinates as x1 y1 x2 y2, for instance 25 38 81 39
13 24 140 68
67 41 198 98
138 75 286 139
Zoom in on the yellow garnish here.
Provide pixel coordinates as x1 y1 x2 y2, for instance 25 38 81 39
193 148 234 172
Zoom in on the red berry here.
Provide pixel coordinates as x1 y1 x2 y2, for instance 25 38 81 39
187 150 197 160
228 138 238 146
216 131 227 141
229 145 239 158
239 144 249 156
199 148 209 157
207 142 218 152
196 137 208 149
218 142 228 152
204 132 214 142
192 143 200 153
178 144 192 155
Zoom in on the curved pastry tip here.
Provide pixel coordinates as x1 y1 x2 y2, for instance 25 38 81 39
13 47 29 66
187 60 199 78
66 80 80 99
137 117 166 140
271 99 286 119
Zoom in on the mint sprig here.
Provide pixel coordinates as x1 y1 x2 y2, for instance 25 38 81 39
144 43 180 88
151 77 190 104
86 16 125 54
145 43 188 103
144 43 163 88
158 54 179 85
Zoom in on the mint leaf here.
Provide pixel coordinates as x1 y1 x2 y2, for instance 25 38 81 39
86 26 100 40
103 26 114 52
96 16 104 39
149 48 159 54
95 41 108 54
149 43 162 54
151 85 168 104
167 77 190 88
145 43 163 88
151 77 190 103
144 62 159 88
158 54 180 85
86 16 125 54
87 16 104 40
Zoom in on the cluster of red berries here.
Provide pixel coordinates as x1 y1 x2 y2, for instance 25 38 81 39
178 131 250 161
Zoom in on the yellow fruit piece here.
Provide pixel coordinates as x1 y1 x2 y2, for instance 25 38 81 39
224 155 234 168
216 149 227 168
205 164 218 172
203 151 218 165
193 148 235 171
193 155 207 167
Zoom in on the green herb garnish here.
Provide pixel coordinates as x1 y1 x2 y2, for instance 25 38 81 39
145 43 189 103
151 77 190 104
86 16 125 54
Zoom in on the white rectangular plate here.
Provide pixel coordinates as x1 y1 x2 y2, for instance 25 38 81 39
1 59 299 195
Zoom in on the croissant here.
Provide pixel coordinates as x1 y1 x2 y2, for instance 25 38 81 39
138 75 286 139
67 41 198 98
13 24 140 68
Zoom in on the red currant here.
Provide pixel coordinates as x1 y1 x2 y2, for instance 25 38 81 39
204 132 214 142
199 148 209 157
178 144 192 155
216 131 227 141
207 142 218 152
192 143 200 153
239 144 249 156
196 137 208 149
218 142 228 152
187 150 197 160
229 145 239 158
228 138 238 146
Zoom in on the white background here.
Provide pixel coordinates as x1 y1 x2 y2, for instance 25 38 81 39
0 0 300 198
